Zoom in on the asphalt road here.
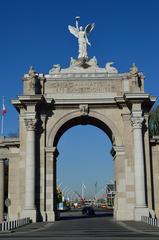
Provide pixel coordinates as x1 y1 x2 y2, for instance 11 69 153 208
1 209 159 240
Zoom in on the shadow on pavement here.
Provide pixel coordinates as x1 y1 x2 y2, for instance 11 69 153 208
60 212 113 221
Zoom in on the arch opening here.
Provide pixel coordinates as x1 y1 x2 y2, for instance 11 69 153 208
57 124 114 194
53 116 116 219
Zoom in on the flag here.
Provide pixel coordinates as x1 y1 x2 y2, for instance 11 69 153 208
1 97 6 135
2 100 6 116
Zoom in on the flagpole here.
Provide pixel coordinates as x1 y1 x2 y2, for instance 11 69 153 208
1 114 4 135
1 96 5 136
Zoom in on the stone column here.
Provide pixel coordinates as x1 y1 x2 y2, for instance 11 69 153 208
22 118 37 222
131 111 149 220
0 159 4 222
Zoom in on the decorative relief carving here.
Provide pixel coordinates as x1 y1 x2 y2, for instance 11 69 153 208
79 104 89 116
24 119 37 131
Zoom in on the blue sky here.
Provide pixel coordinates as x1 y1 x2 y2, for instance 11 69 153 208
0 0 159 197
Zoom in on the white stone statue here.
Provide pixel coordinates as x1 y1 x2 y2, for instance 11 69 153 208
68 16 95 59
105 62 118 74
49 64 61 74
130 63 138 76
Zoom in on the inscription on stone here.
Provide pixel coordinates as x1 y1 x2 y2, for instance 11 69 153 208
45 80 122 95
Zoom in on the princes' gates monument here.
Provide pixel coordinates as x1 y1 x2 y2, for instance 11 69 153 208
0 17 159 223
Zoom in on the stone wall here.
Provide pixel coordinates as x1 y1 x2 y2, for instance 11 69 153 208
0 138 20 221
150 136 159 217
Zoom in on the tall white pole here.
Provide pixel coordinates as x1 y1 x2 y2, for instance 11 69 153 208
1 96 5 135
1 115 4 135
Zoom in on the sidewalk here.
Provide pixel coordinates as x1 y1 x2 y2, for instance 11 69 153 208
119 220 159 235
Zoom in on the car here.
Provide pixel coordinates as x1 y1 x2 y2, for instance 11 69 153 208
82 206 95 216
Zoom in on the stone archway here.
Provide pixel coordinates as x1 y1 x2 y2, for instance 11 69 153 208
44 107 143 222
46 111 124 221
4 57 155 223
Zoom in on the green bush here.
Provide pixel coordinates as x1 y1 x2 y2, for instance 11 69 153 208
149 106 159 137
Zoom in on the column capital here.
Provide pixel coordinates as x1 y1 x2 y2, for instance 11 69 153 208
131 111 143 129
131 117 144 129
24 118 37 131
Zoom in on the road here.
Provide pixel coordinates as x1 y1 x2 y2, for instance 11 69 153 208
1 209 159 239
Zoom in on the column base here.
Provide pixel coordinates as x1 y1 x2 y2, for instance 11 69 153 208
21 209 37 222
45 211 56 222
114 209 134 221
39 211 47 222
134 206 149 221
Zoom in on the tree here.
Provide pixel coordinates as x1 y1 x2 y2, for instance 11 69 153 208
149 105 159 137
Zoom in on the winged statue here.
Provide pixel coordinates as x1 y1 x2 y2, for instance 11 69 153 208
68 17 95 59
